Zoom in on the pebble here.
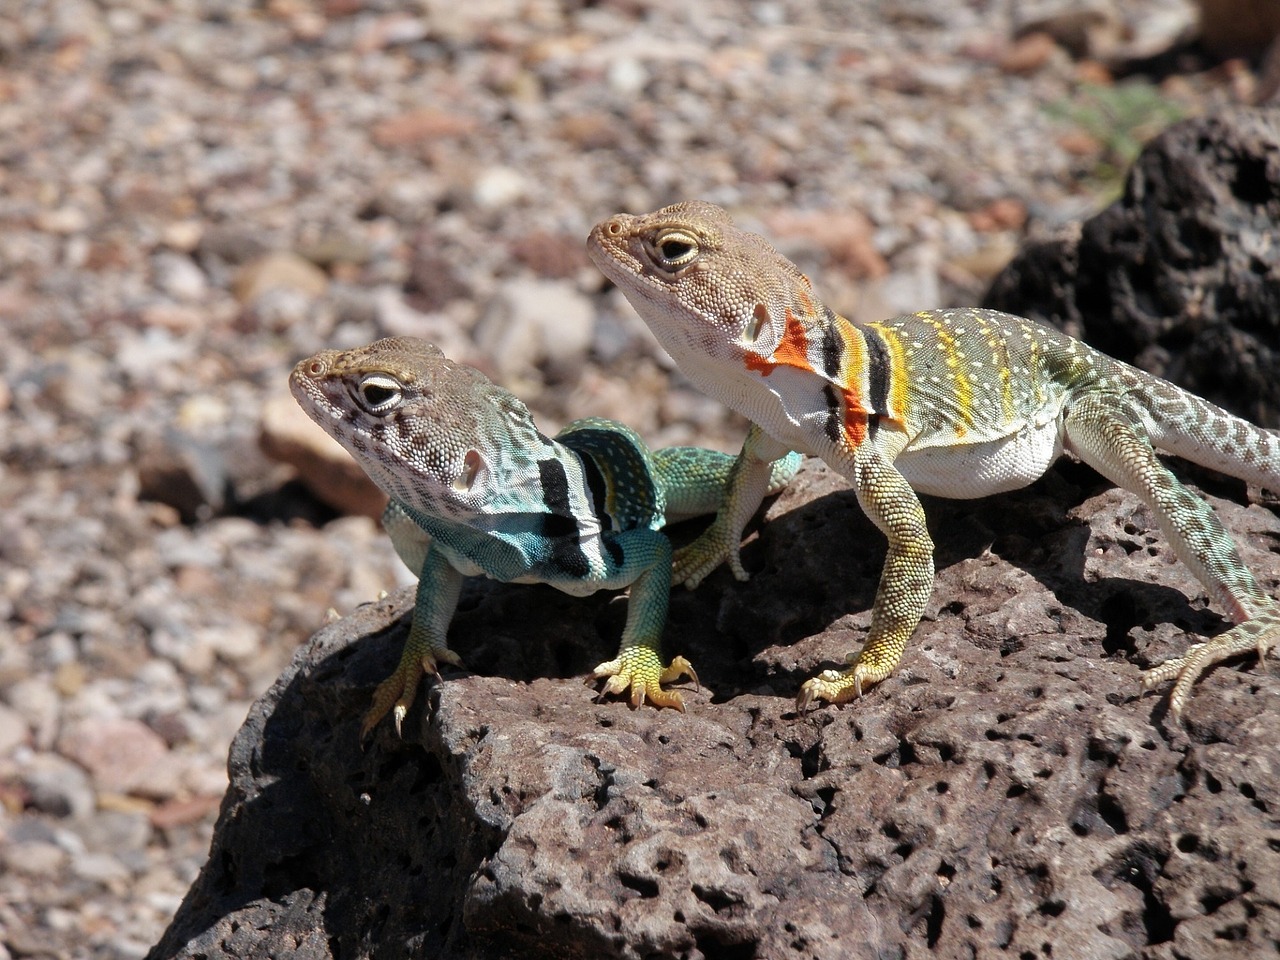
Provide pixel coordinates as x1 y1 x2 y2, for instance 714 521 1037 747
0 0 1248 954
475 277 596 384
0 705 28 757
18 754 96 821
233 251 329 305
151 252 209 302
58 718 178 800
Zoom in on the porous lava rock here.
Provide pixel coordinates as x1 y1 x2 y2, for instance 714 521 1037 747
148 459 1280 959
984 107 1280 425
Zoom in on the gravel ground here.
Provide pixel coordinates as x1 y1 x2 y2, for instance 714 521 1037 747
0 0 1260 956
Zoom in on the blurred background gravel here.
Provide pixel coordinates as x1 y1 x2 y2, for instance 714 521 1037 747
0 0 1269 955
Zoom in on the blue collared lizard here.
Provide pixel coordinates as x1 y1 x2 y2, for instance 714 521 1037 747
290 336 799 736
587 200 1279 720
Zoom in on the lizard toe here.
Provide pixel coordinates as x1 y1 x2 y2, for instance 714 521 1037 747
592 651 695 711
360 645 463 740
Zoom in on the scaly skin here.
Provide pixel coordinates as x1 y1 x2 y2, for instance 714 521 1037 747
587 200 1280 722
290 337 799 737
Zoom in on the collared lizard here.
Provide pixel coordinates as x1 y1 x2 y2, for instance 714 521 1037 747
587 200 1280 720
290 336 799 736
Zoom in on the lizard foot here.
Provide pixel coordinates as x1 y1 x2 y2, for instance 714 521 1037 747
796 658 894 712
360 645 463 741
1140 614 1279 722
673 533 747 589
591 652 699 711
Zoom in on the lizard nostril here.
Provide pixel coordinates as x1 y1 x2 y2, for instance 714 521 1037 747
307 360 325 376
605 220 624 237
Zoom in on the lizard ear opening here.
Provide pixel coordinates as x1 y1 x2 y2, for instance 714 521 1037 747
744 303 770 343
453 449 488 493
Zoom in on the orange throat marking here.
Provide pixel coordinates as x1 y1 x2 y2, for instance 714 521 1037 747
743 308 815 376
742 306 871 449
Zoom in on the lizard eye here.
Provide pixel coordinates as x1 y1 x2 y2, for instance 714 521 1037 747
356 374 403 414
652 230 698 268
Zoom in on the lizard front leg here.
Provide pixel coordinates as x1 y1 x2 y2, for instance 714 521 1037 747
673 424 794 587
798 446 934 710
591 529 697 710
1064 393 1279 720
362 544 464 740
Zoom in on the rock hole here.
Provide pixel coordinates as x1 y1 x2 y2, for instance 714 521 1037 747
798 741 823 779
1176 833 1200 854
1230 154 1271 205
898 741 919 767
619 872 659 899
1214 923 1248 941
1199 888 1235 915
1098 791 1130 836
1038 900 1065 917
693 883 744 914
1099 594 1139 656
691 930 760 960
814 785 837 819
925 894 945 948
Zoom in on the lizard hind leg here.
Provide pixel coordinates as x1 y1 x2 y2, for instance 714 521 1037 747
1063 393 1276 720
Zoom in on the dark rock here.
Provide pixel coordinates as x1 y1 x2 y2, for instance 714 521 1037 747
148 460 1280 959
984 107 1280 425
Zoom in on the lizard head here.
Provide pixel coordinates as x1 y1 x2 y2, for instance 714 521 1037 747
290 337 548 520
587 201 820 370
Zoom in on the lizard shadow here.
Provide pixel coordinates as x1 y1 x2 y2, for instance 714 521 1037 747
684 457 1255 707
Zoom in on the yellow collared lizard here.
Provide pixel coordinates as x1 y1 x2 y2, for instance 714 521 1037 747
587 200 1279 720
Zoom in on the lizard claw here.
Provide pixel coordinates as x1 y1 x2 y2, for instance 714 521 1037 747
796 668 860 712
795 658 889 712
591 652 698 711
1140 613 1280 723
360 645 463 741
